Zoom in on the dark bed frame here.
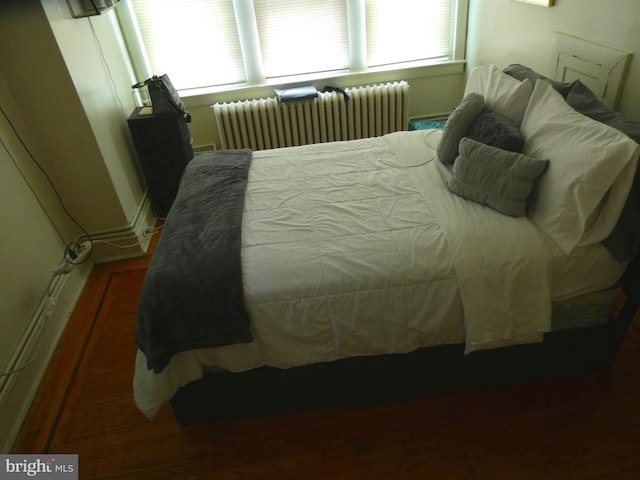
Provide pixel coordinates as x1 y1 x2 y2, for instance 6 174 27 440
164 64 640 425
169 261 639 425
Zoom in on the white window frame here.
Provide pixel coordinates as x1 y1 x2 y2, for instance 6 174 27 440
116 0 468 102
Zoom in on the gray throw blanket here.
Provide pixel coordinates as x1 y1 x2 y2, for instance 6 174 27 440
136 150 253 373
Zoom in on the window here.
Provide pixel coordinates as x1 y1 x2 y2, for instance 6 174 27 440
254 0 350 78
120 0 467 92
127 0 245 90
365 0 453 67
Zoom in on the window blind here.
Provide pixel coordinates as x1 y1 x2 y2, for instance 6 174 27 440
365 0 453 67
130 0 246 90
253 0 349 78
125 0 464 91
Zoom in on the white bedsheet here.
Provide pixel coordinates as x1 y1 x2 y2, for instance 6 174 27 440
134 130 623 418
387 131 552 352
546 239 626 301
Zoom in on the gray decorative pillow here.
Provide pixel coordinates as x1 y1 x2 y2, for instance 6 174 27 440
566 80 640 261
437 93 485 165
448 138 549 217
503 64 575 98
567 81 640 143
466 108 525 153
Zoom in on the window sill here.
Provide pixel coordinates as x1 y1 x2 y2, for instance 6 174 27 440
179 60 466 109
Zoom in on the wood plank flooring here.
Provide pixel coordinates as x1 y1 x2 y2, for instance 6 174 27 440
12 234 640 479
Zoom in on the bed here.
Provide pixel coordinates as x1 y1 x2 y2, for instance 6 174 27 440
133 64 640 424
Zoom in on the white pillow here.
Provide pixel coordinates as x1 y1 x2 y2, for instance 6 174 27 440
464 64 532 127
521 80 640 254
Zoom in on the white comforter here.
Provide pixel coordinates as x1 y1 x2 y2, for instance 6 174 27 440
135 130 555 418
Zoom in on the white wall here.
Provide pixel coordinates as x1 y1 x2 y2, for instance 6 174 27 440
42 2 145 227
0 64 94 455
467 0 640 121
0 0 155 452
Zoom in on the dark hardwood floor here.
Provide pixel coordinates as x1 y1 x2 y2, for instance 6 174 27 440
12 233 640 479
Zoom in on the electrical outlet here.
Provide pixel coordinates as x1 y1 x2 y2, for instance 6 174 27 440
73 241 92 264
53 241 93 275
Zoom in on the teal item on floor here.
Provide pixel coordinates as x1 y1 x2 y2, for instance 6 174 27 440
409 119 447 131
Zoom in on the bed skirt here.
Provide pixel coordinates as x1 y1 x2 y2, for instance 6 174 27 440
169 316 631 425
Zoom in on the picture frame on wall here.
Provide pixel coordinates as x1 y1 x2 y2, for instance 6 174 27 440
516 0 553 6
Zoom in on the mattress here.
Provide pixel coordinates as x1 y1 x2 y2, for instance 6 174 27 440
547 239 626 301
134 130 626 418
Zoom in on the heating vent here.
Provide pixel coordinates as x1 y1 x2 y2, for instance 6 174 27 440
212 81 409 151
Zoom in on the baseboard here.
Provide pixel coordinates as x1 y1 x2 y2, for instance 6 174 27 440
0 194 155 453
193 143 217 153
0 262 92 453
408 113 450 122
88 192 156 263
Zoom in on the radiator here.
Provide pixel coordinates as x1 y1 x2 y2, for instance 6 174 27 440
212 81 409 150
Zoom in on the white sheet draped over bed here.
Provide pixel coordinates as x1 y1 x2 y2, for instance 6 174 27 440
134 130 617 419
386 130 552 351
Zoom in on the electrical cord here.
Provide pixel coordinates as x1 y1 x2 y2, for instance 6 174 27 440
0 317 45 378
90 224 164 249
0 132 67 245
0 103 95 379
0 272 56 379
0 226 159 379
88 16 127 119
378 129 440 168
0 15 137 381
0 104 95 263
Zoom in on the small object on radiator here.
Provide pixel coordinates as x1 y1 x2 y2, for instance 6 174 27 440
274 85 318 102
213 81 409 150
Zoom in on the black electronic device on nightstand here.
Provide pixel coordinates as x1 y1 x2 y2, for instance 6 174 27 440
127 107 194 218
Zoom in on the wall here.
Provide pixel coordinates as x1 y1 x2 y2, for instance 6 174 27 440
0 73 93 454
0 0 155 452
467 0 640 121
42 2 145 227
